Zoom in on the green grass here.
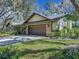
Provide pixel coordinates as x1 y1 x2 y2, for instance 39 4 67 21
1 39 79 59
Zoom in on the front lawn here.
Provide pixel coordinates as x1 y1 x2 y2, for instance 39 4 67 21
0 39 79 59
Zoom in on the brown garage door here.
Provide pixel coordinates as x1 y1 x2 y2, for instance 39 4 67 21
28 24 46 36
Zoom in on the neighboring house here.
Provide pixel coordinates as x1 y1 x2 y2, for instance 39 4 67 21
23 12 72 36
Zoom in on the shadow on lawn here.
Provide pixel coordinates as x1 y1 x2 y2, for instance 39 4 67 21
0 40 64 59
13 48 61 59
8 40 63 59
41 40 66 45
48 47 79 59
22 40 66 45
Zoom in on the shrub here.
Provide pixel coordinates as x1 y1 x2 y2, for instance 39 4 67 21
74 28 79 37
0 30 17 37
0 46 19 59
0 47 12 59
48 32 60 38
6 31 17 35
48 28 79 38
67 28 79 38
60 28 79 38
60 29 67 37
0 34 9 37
52 48 79 59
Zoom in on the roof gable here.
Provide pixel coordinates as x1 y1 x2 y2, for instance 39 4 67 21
24 12 65 23
27 14 47 22
24 13 49 23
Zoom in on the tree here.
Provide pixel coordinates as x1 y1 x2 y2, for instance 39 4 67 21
0 0 32 30
70 0 79 12
65 0 79 20
64 0 79 29
0 0 13 30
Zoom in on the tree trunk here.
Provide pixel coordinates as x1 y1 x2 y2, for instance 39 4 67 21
70 0 79 12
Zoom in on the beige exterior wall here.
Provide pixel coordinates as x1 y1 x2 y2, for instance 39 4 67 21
25 21 52 36
52 21 58 31
25 14 49 35
25 25 28 35
26 21 50 25
46 22 52 36
28 15 46 22
25 14 68 36
25 20 68 36
25 14 72 36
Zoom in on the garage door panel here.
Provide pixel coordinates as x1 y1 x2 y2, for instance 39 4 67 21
28 24 46 36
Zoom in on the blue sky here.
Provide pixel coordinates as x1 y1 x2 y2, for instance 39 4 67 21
36 0 62 5
36 0 48 6
53 0 63 4
36 0 63 10
35 0 74 13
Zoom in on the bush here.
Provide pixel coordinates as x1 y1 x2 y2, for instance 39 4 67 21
0 34 9 37
52 48 79 59
6 31 17 35
0 30 17 37
60 28 79 38
0 46 19 59
48 32 60 38
48 28 79 39
60 29 67 37
0 47 13 59
74 28 79 37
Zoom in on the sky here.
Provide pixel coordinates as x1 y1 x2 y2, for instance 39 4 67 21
36 0 63 10
53 0 63 4
35 0 74 13
36 0 63 5
36 0 47 5
36 0 62 12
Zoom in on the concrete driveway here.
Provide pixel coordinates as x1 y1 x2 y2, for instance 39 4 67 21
10 35 47 40
0 35 47 46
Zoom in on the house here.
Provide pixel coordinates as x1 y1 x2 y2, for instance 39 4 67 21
23 12 72 36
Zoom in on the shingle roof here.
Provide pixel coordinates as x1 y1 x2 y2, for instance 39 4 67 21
24 11 65 23
33 11 65 19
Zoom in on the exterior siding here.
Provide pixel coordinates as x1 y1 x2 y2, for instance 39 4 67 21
46 22 52 36
25 21 52 36
25 25 28 35
28 15 46 22
52 21 59 31
24 13 72 36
